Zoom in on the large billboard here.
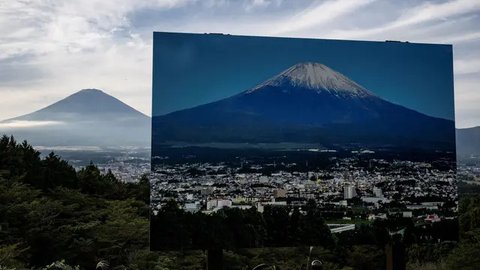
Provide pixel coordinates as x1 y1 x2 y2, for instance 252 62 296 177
150 32 456 251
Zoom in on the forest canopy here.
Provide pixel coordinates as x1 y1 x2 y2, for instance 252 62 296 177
1 135 480 270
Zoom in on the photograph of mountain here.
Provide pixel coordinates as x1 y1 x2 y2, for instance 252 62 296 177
150 32 456 251
153 62 454 150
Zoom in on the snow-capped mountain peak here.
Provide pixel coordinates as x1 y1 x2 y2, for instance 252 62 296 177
248 62 376 97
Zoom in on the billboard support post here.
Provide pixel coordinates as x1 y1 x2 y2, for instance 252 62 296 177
386 228 406 270
207 248 223 270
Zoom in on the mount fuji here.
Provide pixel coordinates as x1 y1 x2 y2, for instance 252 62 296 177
1 89 150 147
152 62 455 150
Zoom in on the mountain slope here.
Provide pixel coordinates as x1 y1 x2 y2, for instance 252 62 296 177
153 62 455 150
10 89 147 121
1 89 150 147
457 126 480 157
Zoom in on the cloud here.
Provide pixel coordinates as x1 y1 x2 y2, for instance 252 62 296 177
0 120 64 129
33 145 103 151
454 76 480 128
272 0 377 35
455 59 480 75
447 31 480 44
0 61 47 86
328 0 480 40
0 0 191 119
391 0 479 28
244 0 279 11
0 0 480 127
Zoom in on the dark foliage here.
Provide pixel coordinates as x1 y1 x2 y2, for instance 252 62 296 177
2 135 480 270
0 135 149 269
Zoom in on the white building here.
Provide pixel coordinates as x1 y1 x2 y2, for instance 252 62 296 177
184 202 200 213
206 199 232 210
344 185 357 199
373 187 383 197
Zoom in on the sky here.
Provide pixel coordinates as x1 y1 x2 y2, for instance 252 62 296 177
0 0 479 127
153 32 454 120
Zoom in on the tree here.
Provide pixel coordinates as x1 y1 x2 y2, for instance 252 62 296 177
0 136 152 269
300 200 334 247
263 206 290 246
38 152 77 190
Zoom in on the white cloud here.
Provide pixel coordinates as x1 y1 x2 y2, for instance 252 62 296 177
454 76 480 128
447 31 480 44
244 0 274 11
329 0 480 40
0 120 64 129
33 145 103 151
0 0 479 128
391 0 479 28
455 59 480 75
272 0 377 35
0 0 192 119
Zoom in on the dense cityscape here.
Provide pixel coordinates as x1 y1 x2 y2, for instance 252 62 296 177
150 149 458 232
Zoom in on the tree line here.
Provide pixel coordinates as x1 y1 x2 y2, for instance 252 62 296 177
1 135 480 269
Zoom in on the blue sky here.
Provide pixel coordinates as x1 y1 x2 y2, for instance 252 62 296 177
153 32 454 120
0 0 479 127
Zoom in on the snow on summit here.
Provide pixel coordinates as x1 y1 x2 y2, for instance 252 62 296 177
248 62 375 97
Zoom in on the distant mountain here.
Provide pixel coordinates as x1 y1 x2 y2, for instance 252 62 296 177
457 126 480 157
1 89 150 147
153 62 455 151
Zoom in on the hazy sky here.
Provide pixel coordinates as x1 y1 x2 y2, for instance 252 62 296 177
153 32 454 120
1 0 479 127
